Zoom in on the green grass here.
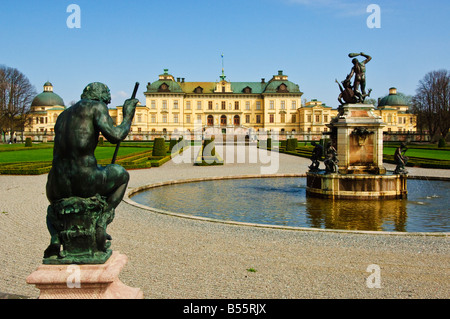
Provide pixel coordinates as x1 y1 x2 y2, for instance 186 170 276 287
0 146 150 163
383 147 450 161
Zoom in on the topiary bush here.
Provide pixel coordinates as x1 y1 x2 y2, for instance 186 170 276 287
152 138 167 156
203 137 216 156
438 138 446 148
286 138 298 152
25 137 32 147
169 139 178 152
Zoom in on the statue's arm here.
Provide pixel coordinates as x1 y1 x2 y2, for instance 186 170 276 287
360 52 372 64
93 102 134 144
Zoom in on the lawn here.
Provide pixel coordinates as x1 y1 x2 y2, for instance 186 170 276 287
0 146 150 163
383 147 450 161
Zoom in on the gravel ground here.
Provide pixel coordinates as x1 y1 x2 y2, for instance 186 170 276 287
0 146 448 299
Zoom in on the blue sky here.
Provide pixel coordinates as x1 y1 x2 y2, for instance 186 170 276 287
0 0 449 108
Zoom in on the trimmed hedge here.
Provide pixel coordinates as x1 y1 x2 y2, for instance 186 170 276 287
25 137 32 147
286 138 298 152
202 137 216 156
152 138 167 156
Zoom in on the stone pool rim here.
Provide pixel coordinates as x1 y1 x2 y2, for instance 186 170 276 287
124 173 449 237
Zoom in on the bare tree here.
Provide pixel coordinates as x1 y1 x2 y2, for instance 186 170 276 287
412 70 450 140
0 65 36 142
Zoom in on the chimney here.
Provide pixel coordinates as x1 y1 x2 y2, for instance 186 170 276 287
177 78 180 82
389 87 397 95
182 78 185 83
261 78 265 83
278 70 283 75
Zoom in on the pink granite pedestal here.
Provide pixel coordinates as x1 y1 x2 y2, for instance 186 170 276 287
26 251 143 299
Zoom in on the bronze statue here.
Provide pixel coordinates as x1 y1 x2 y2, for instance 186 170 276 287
44 82 138 264
324 142 339 174
393 143 408 175
337 52 372 104
308 141 323 172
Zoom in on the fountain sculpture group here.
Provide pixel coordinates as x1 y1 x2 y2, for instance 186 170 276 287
306 53 408 199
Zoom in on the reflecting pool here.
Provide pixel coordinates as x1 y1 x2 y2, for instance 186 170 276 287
131 177 449 232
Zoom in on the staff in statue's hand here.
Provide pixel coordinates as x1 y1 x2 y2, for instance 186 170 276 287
112 82 139 164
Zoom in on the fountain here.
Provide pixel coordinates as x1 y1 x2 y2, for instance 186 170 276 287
306 52 407 199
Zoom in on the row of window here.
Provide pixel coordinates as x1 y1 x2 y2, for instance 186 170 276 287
149 100 298 111
130 113 301 125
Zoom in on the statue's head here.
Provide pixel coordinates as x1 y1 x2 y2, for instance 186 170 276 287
81 82 111 105
352 58 359 65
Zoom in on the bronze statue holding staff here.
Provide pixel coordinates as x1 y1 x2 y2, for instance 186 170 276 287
44 82 139 264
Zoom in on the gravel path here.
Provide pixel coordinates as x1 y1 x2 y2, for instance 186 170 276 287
0 147 448 299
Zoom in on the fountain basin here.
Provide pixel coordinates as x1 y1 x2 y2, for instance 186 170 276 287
306 172 408 200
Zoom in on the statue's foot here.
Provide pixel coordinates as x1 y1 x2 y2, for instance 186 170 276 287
43 244 61 259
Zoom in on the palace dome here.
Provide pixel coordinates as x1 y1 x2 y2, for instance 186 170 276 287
378 87 407 107
31 82 65 107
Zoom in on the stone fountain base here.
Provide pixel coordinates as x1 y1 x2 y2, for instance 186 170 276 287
306 171 407 200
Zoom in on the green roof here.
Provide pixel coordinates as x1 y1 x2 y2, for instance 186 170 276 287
31 91 65 107
378 93 407 107
146 80 184 93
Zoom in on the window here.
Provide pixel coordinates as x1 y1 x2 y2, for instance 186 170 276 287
197 115 202 123
256 101 261 110
137 114 142 123
220 115 227 126
208 101 213 110
162 114 167 123
256 114 261 124
197 101 202 110
235 101 239 110
186 114 191 123
245 101 250 110
173 100 179 109
270 101 274 110
162 100 167 110
151 100 156 109
280 113 285 123
269 114 274 123
174 114 179 123
307 115 312 123
315 115 320 123
291 114 296 123
221 101 226 110
291 101 296 110
222 86 225 93
245 114 250 123
186 101 191 110
324 115 328 122
234 115 240 126
281 101 285 110
151 114 156 123
207 115 214 126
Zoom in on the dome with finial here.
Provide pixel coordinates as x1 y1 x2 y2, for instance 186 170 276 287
31 82 65 107
378 87 407 107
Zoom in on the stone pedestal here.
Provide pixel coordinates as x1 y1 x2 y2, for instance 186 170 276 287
26 251 144 299
330 103 386 174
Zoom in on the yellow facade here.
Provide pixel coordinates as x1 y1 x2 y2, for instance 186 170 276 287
28 77 417 137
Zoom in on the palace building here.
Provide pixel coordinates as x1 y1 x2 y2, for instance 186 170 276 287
27 72 417 139
109 69 304 135
29 82 66 133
